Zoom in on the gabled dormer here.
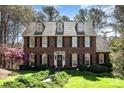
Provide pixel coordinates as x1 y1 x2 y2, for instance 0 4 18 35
56 19 64 35
75 19 84 34
34 17 45 35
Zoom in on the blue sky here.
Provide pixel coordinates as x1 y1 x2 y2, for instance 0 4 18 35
33 5 114 20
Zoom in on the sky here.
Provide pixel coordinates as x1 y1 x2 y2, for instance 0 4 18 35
33 5 114 20
32 5 117 37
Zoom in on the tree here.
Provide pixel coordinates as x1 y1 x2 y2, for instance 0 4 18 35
42 6 59 21
110 5 124 77
88 8 106 31
60 15 70 22
74 9 88 21
34 11 46 22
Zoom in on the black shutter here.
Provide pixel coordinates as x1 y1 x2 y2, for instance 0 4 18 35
27 37 29 48
78 37 80 47
35 55 37 66
40 55 42 66
90 54 92 65
47 37 49 47
63 37 64 47
78 54 80 66
35 37 37 47
96 54 99 63
55 37 57 47
82 54 84 64
40 37 42 47
90 37 92 47
70 54 72 66
83 37 85 47
70 37 72 47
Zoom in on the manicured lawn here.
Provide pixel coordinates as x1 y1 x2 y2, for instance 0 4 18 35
0 70 39 86
64 71 124 88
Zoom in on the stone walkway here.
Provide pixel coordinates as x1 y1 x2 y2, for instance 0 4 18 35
0 68 12 79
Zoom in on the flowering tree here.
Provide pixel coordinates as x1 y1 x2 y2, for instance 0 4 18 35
0 44 24 69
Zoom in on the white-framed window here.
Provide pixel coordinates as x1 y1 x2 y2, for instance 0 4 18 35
72 37 77 47
57 22 63 32
37 22 42 32
42 53 47 65
57 37 63 47
85 37 90 47
77 22 84 32
29 37 35 47
85 53 90 67
29 53 35 66
42 37 47 47
99 54 104 64
72 53 77 67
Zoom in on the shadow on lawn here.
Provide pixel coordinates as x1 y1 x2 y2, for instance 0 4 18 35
65 70 100 81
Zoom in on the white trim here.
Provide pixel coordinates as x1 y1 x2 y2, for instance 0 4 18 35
29 53 35 66
42 53 47 65
72 37 77 47
85 53 90 67
85 36 90 47
57 36 63 47
72 53 78 67
99 53 104 64
42 37 47 47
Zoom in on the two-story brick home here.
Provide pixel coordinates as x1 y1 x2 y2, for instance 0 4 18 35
23 19 110 68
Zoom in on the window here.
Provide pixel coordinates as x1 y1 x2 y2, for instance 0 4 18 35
57 37 62 47
85 37 90 47
72 37 77 47
37 22 42 32
42 53 47 65
57 22 63 32
99 54 104 64
85 53 90 66
29 53 35 66
42 37 47 47
29 37 35 47
77 22 84 32
72 53 77 67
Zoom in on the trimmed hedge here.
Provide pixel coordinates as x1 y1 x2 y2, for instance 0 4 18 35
50 71 70 87
2 81 26 88
89 64 110 73
100 62 113 68
78 64 89 71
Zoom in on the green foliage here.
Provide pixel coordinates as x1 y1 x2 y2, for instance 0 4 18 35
89 64 110 73
50 71 70 87
78 64 89 71
100 62 113 69
31 70 50 81
2 81 26 88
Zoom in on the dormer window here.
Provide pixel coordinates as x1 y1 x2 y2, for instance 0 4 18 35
34 18 45 35
56 20 64 34
77 21 84 32
36 21 43 32
76 20 84 34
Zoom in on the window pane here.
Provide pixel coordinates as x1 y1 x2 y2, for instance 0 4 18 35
78 22 84 32
85 37 90 47
57 23 63 32
99 54 104 64
42 53 47 65
29 37 35 47
42 37 47 47
57 37 62 47
29 53 35 66
37 23 42 32
72 37 77 47
72 53 77 67
85 53 90 66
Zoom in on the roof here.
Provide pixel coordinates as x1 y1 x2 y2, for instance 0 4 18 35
23 22 96 36
96 36 110 52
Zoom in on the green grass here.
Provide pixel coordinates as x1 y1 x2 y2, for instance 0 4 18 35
64 71 124 88
0 70 39 86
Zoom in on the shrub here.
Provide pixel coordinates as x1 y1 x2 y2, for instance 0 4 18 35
89 64 109 73
100 62 113 68
78 64 89 71
50 71 70 87
31 70 50 81
2 81 26 88
15 76 39 88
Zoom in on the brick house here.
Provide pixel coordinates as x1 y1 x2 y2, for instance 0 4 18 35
23 19 110 68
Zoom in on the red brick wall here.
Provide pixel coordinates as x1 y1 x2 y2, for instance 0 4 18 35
24 36 98 67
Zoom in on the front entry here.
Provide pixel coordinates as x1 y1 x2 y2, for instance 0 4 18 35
54 51 65 68
57 55 62 67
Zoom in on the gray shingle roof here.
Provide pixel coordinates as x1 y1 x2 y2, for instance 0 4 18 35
96 36 110 52
23 22 96 36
